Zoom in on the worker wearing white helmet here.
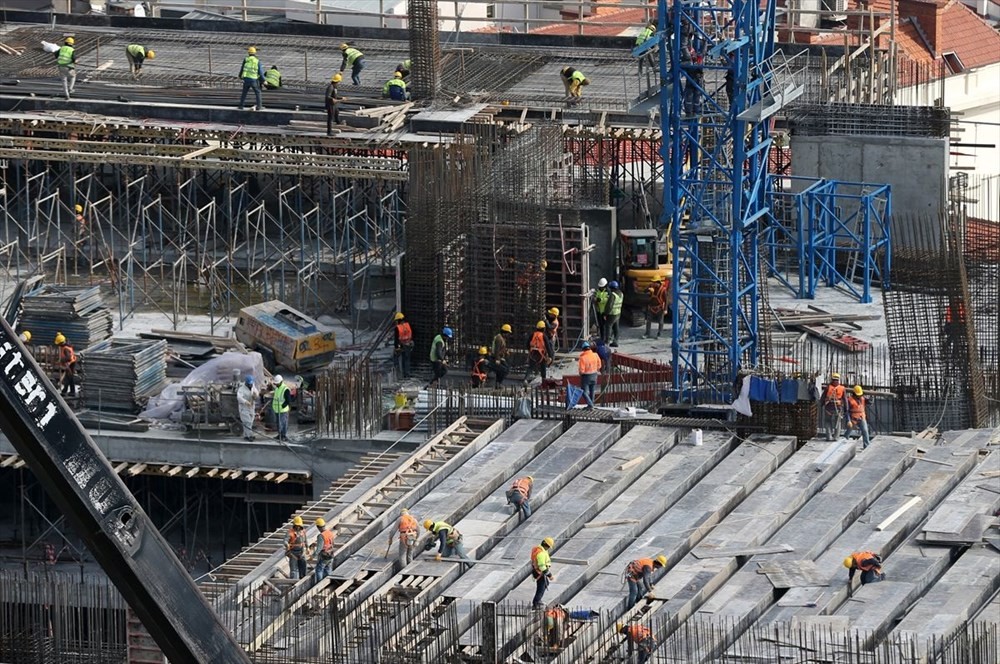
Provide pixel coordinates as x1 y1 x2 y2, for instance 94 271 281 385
821 372 849 441
593 278 611 342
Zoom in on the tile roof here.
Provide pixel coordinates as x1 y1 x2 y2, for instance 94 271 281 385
529 7 650 37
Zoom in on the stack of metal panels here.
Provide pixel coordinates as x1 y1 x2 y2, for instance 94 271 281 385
19 286 113 348
79 338 168 413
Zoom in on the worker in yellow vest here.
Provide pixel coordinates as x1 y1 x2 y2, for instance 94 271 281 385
271 375 291 441
125 44 155 79
55 37 76 99
238 46 265 111
339 43 365 85
263 65 282 90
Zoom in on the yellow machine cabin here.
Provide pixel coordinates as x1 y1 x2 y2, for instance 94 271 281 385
234 301 336 372
617 229 673 324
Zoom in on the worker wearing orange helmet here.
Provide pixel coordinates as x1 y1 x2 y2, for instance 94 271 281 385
505 476 534 522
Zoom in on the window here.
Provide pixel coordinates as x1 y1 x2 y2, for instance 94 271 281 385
942 51 966 74
486 3 495 18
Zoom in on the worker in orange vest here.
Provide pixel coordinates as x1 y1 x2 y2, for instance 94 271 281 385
285 515 308 579
942 300 967 356
393 312 414 379
545 307 560 353
54 332 78 396
617 622 657 664
843 550 885 585
545 604 568 652
578 341 603 408
388 507 420 566
624 554 667 608
471 346 490 388
524 321 551 385
312 518 337 582
643 278 670 340
505 475 534 522
821 372 848 441
846 384 871 449
531 537 555 609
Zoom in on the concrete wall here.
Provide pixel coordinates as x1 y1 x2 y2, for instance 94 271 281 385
790 134 948 218
579 206 617 289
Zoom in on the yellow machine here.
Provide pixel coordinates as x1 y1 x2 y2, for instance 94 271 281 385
617 229 672 325
234 300 336 372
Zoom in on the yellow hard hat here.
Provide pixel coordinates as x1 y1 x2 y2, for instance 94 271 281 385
547 307 560 316
478 346 488 356
339 43 349 50
332 73 343 83
853 385 864 396
54 332 66 345
843 555 854 569
617 623 627 633
536 321 546 330
655 555 667 567
65 37 75 45
146 49 155 59
423 519 434 530
247 46 257 54
292 516 304 526
315 518 325 527
831 372 841 380
542 537 554 548
500 323 512 333
394 71 403 78
74 204 83 213
21 330 31 343
394 312 405 321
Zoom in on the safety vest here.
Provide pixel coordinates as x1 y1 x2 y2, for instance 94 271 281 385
430 335 446 362
263 68 281 87
824 384 845 402
626 624 652 643
594 288 610 313
472 358 488 382
570 70 587 84
398 514 418 542
510 477 532 498
344 47 363 65
60 344 77 366
648 282 668 313
944 303 966 324
636 26 654 45
241 55 260 80
398 58 411 70
545 606 567 626
433 521 461 545
57 45 75 67
547 316 559 339
318 529 335 554
578 349 601 375
126 44 146 57
396 321 413 344
287 527 305 551
609 291 624 316
529 331 547 356
531 545 551 574
272 383 291 414
847 395 866 421
626 558 654 579
851 551 880 571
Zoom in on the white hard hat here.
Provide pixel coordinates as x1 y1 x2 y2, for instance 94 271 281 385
598 277 608 287
273 374 284 384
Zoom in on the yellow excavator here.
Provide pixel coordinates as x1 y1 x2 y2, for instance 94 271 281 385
617 228 673 326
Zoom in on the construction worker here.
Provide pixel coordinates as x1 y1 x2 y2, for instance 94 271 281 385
395 58 411 80
545 307 560 353
262 64 282 90
382 71 408 101
55 36 76 99
634 21 657 73
594 336 612 375
724 51 736 108
560 66 589 103
578 341 602 408
423 519 471 561
393 312 414 379
505 475 533 522
312 518 336 582
490 323 513 387
18 330 31 345
524 321 550 385
338 43 365 85
617 623 657 664
942 299 967 356
531 537 555 609
471 346 490 388
54 332 78 396
125 44 155 79
844 550 885 585
285 515 308 579
593 277 610 342
325 73 344 135
680 36 705 117
428 327 453 389
271 374 291 441
607 281 624 347
624 555 667 609
821 372 848 441
238 46 265 111
389 508 420 566
544 604 568 652
643 277 670 339
846 385 871 449
236 375 259 441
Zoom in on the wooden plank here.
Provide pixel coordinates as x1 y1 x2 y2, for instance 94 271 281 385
616 456 644 471
692 544 795 559
876 496 922 531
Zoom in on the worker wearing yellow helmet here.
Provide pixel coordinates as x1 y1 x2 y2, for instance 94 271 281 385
325 72 345 136
506 476 534 523
56 36 77 99
238 46 265 111
54 332 78 396
338 42 365 85
125 44 155 79
422 519 471 562
531 537 556 609
624 555 667 609
844 550 884 585
846 384 871 449
393 312 414 379
525 321 552 386
491 323 513 387
18 330 31 345
382 70 408 101
285 515 308 579
545 307 561 352
471 345 490 388
313 518 337 582
822 372 849 441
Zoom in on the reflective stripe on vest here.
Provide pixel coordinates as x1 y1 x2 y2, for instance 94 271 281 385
272 383 290 413
636 27 654 45
319 529 335 553
57 45 75 67
530 331 547 354
288 527 305 550
472 358 488 380
609 292 624 316
241 56 260 79
825 384 844 401
344 47 363 65
399 514 418 536
396 322 413 344
579 350 601 375
594 289 609 313
264 69 281 87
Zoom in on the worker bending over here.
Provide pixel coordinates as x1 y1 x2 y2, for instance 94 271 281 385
531 537 555 609
490 323 512 387
577 342 602 408
125 44 155 79
389 508 420 566
618 623 657 664
238 46 265 111
624 555 666 609
560 66 590 104
844 550 885 585
821 372 848 441
285 516 308 579
312 518 336 582
54 332 78 396
846 384 871 449
236 375 259 441
505 476 533 522
339 43 365 85
382 71 408 101
423 519 471 562
55 37 76 99
471 346 490 388
325 73 344 135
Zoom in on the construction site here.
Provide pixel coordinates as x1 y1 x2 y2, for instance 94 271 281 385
0 0 998 662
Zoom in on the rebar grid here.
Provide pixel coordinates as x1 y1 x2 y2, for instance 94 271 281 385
408 0 441 100
788 103 951 138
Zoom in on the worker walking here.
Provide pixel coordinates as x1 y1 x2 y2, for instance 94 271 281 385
236 375 259 441
428 327 453 389
125 44 155 79
545 307 560 353
423 519 471 561
395 58 411 80
490 323 513 387
505 475 533 522
54 332 78 396
389 508 420 566
393 312 414 379
643 277 670 339
531 537 555 609
524 321 551 385
55 37 76 99
560 66 590 104
285 516 308 579
618 623 657 664
262 65 282 90
821 372 848 441
325 73 344 135
238 46 265 111
271 374 291 441
578 341 602 408
593 277 610 342
607 281 624 347
846 385 872 449
382 71 408 101
338 43 365 85
624 555 666 609
312 518 336 582
844 550 885 585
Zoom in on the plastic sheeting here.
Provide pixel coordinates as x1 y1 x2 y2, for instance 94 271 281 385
141 351 266 421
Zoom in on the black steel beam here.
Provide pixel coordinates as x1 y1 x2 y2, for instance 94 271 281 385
0 316 249 664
